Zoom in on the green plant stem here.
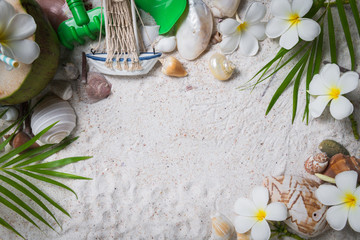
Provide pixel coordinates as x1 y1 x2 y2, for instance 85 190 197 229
349 114 359 140
271 222 306 240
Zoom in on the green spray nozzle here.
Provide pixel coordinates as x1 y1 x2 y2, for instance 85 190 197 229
66 0 90 26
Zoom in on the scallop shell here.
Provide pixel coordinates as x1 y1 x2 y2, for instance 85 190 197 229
211 212 234 240
31 95 76 144
304 153 329 175
160 56 188 77
208 0 241 18
322 153 360 181
176 0 213 60
263 175 328 238
209 53 235 81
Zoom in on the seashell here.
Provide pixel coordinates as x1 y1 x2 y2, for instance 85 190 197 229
236 231 251 240
11 131 40 154
0 106 19 121
86 72 112 101
176 0 213 60
50 80 73 101
263 175 328 238
64 63 80 80
318 139 349 157
154 36 177 53
304 153 329 175
322 153 360 182
211 212 234 240
141 25 160 49
31 95 76 144
209 53 235 81
160 56 188 77
210 32 222 45
208 0 241 18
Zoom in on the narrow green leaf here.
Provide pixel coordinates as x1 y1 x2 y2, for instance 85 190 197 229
22 168 91 180
349 0 360 38
314 24 324 75
4 170 70 217
0 108 8 120
0 174 61 227
306 0 326 18
15 137 78 168
292 59 307 123
28 156 92 169
17 170 78 199
0 185 55 231
0 216 24 239
266 50 311 115
303 42 317 123
336 0 356 70
327 7 337 63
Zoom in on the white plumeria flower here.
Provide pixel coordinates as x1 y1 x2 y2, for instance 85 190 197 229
233 186 288 240
316 171 360 232
218 2 266 56
308 64 359 120
0 0 40 64
266 0 321 50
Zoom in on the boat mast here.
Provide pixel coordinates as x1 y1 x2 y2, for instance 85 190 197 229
130 0 140 55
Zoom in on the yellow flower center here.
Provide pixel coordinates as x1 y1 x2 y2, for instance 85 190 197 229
343 193 357 208
289 13 300 25
328 87 341 99
255 209 267 221
237 22 248 32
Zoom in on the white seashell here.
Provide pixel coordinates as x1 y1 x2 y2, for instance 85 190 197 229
141 25 160 49
304 153 329 175
0 106 19 121
155 36 177 53
211 212 234 240
50 80 73 101
209 53 235 81
208 0 241 18
176 0 213 60
31 95 76 144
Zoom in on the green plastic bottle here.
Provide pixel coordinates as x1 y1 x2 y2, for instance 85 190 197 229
66 0 90 26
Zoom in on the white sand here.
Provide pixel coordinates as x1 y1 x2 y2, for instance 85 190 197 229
1 0 360 239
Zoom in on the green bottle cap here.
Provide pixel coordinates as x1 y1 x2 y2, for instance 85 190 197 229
66 0 90 26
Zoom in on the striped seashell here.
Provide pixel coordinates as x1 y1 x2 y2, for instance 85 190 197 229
263 176 328 238
211 212 234 240
31 95 76 144
304 153 329 175
323 153 360 182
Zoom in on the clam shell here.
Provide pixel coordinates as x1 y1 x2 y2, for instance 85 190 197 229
304 153 329 175
31 95 76 144
263 175 328 238
211 212 234 240
209 0 241 18
323 153 360 181
176 0 213 60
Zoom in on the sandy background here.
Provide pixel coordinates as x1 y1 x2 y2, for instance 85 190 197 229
1 0 360 239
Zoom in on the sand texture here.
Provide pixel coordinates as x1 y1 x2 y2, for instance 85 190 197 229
1 0 360 239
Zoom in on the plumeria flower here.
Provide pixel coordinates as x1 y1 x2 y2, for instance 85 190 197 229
316 171 360 232
218 2 266 56
0 0 40 64
233 186 288 240
308 64 359 120
266 0 321 50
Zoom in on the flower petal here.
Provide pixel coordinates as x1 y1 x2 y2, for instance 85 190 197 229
338 71 359 94
309 96 331 118
244 2 266 23
265 202 287 221
239 31 259 56
266 18 291 38
335 171 358 193
320 64 340 88
279 26 299 50
348 205 360 232
326 204 349 231
3 14 37 41
251 220 271 240
354 186 360 201
292 0 313 17
220 34 240 55
330 96 354 120
1 39 40 64
234 216 257 234
270 0 292 19
315 184 344 206
251 186 269 209
309 74 329 95
218 18 240 36
234 197 257 216
0 0 15 34
248 22 266 41
297 18 321 41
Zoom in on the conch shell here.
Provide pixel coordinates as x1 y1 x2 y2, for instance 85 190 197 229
209 53 235 81
322 153 360 181
208 0 241 18
211 212 234 240
31 95 76 144
160 56 188 77
304 153 329 175
263 175 328 238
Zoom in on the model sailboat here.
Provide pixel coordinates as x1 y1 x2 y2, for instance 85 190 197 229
86 0 162 76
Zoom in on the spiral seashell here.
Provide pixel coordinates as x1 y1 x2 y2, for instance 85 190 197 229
209 0 241 18
211 212 234 240
209 53 235 81
323 153 360 182
31 95 76 144
0 106 19 121
160 56 188 77
304 153 329 175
